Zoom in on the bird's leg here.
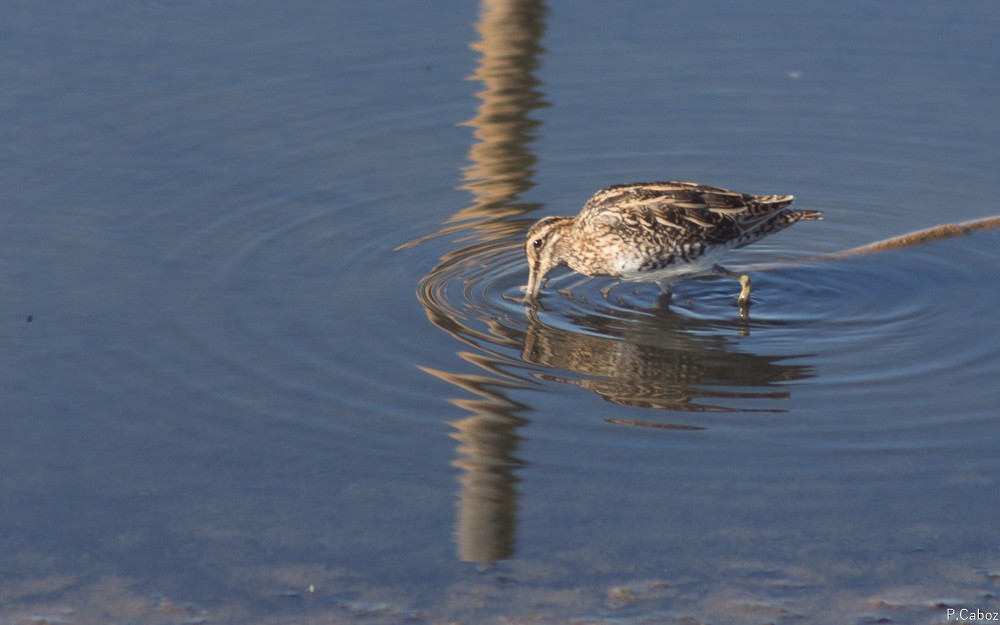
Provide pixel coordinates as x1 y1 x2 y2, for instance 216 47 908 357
737 274 751 307
653 281 674 307
736 274 751 319
599 281 619 299
556 274 593 300
711 265 752 312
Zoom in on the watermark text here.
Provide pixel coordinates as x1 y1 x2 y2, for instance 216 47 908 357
946 608 1000 622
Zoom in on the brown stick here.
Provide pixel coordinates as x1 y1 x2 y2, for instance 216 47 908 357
759 215 1000 270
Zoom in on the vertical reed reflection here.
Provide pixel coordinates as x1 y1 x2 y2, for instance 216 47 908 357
420 364 529 562
426 0 548 562
458 0 547 219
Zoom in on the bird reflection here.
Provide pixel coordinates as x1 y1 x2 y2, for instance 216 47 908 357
523 306 813 416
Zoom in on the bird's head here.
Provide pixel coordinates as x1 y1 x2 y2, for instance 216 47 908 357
524 216 574 302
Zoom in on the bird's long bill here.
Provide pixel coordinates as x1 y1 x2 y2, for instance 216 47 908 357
524 265 543 303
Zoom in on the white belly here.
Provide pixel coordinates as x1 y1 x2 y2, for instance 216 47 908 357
618 245 732 285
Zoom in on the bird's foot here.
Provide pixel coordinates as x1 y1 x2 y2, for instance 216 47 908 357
736 274 751 319
711 265 752 316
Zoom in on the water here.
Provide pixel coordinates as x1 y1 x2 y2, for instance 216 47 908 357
2 2 999 624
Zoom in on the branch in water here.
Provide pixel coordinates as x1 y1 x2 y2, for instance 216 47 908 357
759 214 1000 270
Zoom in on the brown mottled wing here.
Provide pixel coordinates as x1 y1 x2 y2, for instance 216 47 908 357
578 181 796 246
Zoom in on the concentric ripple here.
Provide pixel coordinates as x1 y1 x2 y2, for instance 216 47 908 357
418 231 529 352
417 225 823 416
416 207 1000 430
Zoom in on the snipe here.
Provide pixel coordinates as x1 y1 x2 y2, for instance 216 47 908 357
524 181 821 309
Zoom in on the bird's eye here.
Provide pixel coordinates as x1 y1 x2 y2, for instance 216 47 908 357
532 238 543 249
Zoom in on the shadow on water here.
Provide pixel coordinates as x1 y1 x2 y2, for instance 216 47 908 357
410 0 816 563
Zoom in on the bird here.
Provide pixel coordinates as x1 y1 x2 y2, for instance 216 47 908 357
523 181 821 309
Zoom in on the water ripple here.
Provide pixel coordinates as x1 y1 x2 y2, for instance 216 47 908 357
416 207 1000 432
417 227 822 417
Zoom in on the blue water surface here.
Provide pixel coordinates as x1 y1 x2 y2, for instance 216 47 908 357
2 2 999 624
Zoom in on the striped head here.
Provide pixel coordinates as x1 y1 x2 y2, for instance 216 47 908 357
524 216 574 301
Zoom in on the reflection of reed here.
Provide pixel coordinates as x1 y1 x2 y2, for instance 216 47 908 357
458 0 547 219
523 308 814 415
424 0 548 563
420 366 528 562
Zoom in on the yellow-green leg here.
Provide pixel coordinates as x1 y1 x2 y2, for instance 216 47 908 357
711 265 752 313
736 274 751 319
737 273 752 307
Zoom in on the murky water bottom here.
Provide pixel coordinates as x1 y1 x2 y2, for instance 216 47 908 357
3 2 1000 624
